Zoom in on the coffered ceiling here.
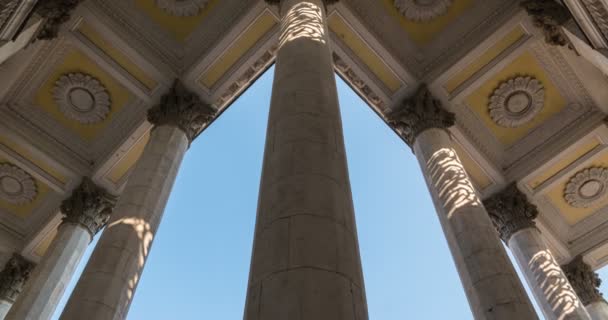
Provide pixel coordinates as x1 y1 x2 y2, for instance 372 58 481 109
2 0 608 268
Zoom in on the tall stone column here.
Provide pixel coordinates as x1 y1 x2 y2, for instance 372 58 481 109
0 254 34 319
484 184 590 320
6 177 115 320
563 256 608 320
59 80 216 320
244 0 368 319
388 85 537 319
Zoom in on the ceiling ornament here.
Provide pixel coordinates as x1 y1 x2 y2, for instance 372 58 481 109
488 76 545 128
52 73 111 125
564 167 608 208
0 163 37 205
393 0 454 22
155 0 210 17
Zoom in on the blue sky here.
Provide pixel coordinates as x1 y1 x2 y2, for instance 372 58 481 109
52 67 608 319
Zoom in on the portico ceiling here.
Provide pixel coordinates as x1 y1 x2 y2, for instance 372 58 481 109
2 0 608 270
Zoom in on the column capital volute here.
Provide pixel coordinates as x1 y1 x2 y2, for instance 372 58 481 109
520 0 572 48
34 0 84 40
147 80 216 144
386 84 455 147
483 183 538 242
0 254 34 303
60 177 116 237
562 255 605 305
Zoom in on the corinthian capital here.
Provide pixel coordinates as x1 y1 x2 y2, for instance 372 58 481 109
61 177 116 237
0 254 34 303
387 84 455 147
521 0 572 47
483 183 538 242
147 80 216 143
562 256 604 305
34 0 83 40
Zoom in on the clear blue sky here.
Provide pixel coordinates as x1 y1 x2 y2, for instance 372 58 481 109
52 67 608 319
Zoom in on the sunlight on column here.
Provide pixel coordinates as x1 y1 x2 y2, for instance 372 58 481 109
529 250 581 320
107 217 154 300
279 2 326 48
426 148 481 217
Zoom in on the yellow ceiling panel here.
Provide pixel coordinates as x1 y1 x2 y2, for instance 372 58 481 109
0 159 49 219
200 11 277 89
381 0 474 45
465 51 566 147
107 130 150 184
446 26 527 94
528 138 600 190
546 149 608 225
0 138 67 185
329 14 402 93
77 22 158 90
35 49 132 142
135 0 219 42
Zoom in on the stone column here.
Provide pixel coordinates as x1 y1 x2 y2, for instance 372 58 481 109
388 85 537 319
6 178 115 320
484 184 590 320
563 256 608 320
0 254 34 319
244 0 368 319
59 80 216 320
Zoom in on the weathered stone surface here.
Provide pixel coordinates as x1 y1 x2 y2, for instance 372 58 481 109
60 177 116 237
563 256 605 306
34 0 83 40
483 183 538 242
387 85 455 147
521 0 572 47
0 254 33 303
147 80 216 144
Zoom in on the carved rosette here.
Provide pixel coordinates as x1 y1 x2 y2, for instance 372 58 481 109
0 254 34 303
394 0 453 22
387 85 455 147
155 0 209 17
564 167 608 208
0 163 37 205
483 183 538 242
488 76 544 128
61 177 116 237
521 0 572 47
34 0 83 40
52 73 111 124
563 256 604 305
148 80 216 143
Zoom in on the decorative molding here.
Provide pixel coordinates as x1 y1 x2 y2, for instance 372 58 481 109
215 45 277 108
521 0 572 47
580 0 608 43
387 84 455 147
0 0 38 42
0 0 20 35
155 0 209 17
563 255 605 305
60 177 115 236
0 163 37 206
0 253 34 303
148 80 216 143
393 0 453 22
52 72 111 125
333 53 387 112
564 167 608 208
488 76 545 128
483 183 538 242
34 0 84 40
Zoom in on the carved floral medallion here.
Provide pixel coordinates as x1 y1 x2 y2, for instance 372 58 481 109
564 167 608 208
0 164 37 205
488 76 545 128
394 0 454 22
155 0 210 17
52 73 111 125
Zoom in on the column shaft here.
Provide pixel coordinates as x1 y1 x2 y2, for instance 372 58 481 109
509 228 590 319
587 301 608 320
413 128 537 319
6 224 90 320
60 126 188 319
244 0 368 319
